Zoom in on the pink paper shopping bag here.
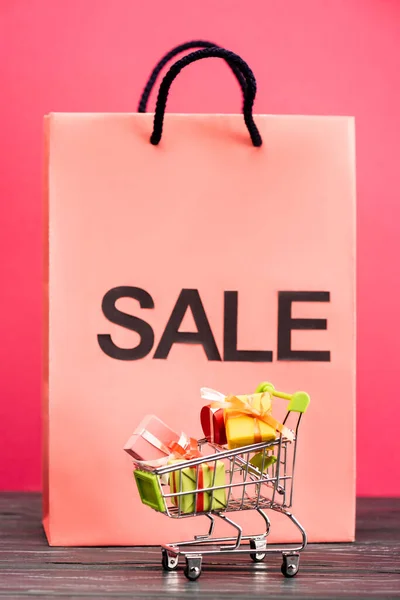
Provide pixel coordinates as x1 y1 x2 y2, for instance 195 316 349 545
43 46 356 545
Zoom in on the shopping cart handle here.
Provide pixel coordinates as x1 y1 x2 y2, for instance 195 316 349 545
255 382 310 414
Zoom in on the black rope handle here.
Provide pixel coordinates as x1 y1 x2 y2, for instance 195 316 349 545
138 40 247 113
150 48 262 147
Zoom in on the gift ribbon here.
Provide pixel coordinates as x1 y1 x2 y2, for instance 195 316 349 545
138 428 173 456
133 432 196 469
210 393 295 443
206 406 223 443
201 387 226 402
197 467 205 512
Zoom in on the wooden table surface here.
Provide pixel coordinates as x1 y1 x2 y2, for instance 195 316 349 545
0 494 399 599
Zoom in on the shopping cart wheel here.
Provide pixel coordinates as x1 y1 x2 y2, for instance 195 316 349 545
184 556 202 581
281 552 300 577
161 549 179 571
249 538 267 562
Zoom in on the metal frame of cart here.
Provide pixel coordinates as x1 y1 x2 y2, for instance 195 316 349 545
133 387 309 581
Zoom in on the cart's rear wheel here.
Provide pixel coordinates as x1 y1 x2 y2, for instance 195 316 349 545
184 556 202 581
281 552 300 577
249 538 267 562
161 549 178 571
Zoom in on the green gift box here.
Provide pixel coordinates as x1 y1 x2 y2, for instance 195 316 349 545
169 459 226 514
250 452 277 472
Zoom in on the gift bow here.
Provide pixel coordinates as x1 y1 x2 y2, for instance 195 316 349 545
209 392 295 443
132 431 201 469
169 436 203 460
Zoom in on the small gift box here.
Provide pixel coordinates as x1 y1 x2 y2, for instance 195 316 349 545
250 451 278 472
200 387 227 445
169 459 226 514
200 406 227 445
225 392 277 449
124 415 181 462
200 388 295 451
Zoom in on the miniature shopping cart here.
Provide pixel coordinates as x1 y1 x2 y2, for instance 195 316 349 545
133 387 310 581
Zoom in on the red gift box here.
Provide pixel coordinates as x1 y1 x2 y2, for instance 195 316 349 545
200 405 227 445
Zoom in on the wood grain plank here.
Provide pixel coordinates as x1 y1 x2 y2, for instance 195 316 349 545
0 494 399 598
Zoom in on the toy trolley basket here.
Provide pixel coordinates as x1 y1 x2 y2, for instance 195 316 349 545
133 385 310 581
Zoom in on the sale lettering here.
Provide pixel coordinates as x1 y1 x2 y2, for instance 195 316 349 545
97 288 331 362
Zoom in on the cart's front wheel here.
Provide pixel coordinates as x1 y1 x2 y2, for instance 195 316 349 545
281 552 300 577
161 549 178 571
184 556 202 581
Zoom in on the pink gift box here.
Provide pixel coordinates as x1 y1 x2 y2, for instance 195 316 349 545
124 415 181 462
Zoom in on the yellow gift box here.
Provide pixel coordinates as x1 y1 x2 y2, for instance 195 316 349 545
224 392 277 449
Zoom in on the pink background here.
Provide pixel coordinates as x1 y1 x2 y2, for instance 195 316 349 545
0 0 399 496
